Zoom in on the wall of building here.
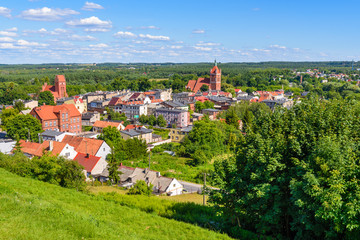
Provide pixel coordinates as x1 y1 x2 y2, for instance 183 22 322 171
95 142 111 159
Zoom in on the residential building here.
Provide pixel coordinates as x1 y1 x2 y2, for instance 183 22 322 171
155 108 190 128
73 153 108 181
13 99 38 110
186 61 221 92
19 140 78 159
169 126 193 143
82 112 100 126
61 135 111 159
202 108 221 120
116 103 148 120
41 75 68 101
120 127 155 144
87 99 110 113
57 96 87 114
119 165 184 196
30 104 82 133
0 139 16 154
92 120 125 132
41 130 74 142
262 99 294 110
160 101 189 111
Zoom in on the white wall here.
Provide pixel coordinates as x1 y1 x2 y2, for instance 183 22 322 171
95 141 111 159
59 144 78 160
91 157 108 175
166 179 183 196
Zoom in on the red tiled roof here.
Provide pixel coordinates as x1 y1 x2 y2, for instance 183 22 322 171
19 140 67 157
194 96 209 102
144 91 155 95
55 75 66 82
31 104 81 121
129 93 142 100
61 135 104 156
43 84 59 99
108 97 122 106
186 80 196 90
234 89 241 93
124 124 143 130
73 153 101 173
151 99 163 103
93 120 122 129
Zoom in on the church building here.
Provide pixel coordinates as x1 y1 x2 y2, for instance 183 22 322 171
186 61 221 93
41 75 68 101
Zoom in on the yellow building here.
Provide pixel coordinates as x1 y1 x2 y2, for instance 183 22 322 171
169 126 193 143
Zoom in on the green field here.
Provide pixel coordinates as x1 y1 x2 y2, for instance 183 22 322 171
0 168 232 240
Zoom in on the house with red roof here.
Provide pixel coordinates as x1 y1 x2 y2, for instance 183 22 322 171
61 135 111 159
93 120 125 132
30 104 82 133
19 140 78 159
73 153 108 180
41 75 68 101
186 61 221 92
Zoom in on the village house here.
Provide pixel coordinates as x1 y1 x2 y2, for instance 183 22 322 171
40 130 74 142
30 104 82 133
118 165 184 196
92 120 125 132
19 140 78 159
120 127 158 144
61 135 111 159
73 153 108 181
169 126 193 143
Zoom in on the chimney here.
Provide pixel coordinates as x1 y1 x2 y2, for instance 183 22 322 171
49 140 53 151
86 153 90 158
156 172 160 178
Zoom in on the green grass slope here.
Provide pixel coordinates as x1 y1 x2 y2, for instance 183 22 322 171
0 168 232 240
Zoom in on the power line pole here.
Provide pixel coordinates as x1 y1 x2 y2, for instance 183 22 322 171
148 150 152 170
203 173 207 206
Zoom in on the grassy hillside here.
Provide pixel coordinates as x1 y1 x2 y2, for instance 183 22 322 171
0 168 232 240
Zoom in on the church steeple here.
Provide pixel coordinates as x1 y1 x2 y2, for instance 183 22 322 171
210 60 221 91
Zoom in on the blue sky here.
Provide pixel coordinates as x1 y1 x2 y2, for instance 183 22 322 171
0 0 358 63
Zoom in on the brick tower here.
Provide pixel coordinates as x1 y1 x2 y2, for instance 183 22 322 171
210 60 221 91
54 75 67 99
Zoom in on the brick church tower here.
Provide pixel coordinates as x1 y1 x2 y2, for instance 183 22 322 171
54 75 67 99
210 60 221 91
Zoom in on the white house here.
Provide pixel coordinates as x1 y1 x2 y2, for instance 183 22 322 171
73 152 108 181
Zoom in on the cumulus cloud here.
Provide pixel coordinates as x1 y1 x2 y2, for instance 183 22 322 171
196 42 220 46
140 26 160 30
193 46 212 51
0 7 11 18
66 16 112 32
0 37 15 42
6 27 18 32
0 31 17 37
192 29 205 34
114 31 136 38
0 43 23 49
20 7 79 21
82 2 104 11
17 39 48 47
170 46 183 49
270 44 287 49
139 34 170 41
89 43 108 48
69 34 97 41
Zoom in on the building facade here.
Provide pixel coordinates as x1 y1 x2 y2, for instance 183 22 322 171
155 108 189 128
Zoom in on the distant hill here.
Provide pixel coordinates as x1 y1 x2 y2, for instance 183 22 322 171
0 168 232 240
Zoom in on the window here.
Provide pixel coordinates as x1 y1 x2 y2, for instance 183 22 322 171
62 113 64 119
173 184 176 187
70 119 72 123
70 126 72 130
78 125 80 129
50 121 52 127
62 124 65 129
54 121 56 126
66 113 68 118
45 122 48 127
66 123 68 129
103 148 105 151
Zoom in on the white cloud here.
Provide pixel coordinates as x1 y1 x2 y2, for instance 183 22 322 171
69 34 97 41
0 43 23 49
193 46 212 51
0 7 11 18
20 7 79 21
0 31 17 37
139 34 170 41
17 39 48 47
82 2 104 11
192 29 205 34
66 16 112 32
196 42 220 46
114 31 136 38
140 26 160 30
6 27 17 32
270 44 287 49
170 46 183 49
89 43 108 48
0 37 15 42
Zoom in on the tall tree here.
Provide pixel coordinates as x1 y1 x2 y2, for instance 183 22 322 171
38 91 55 106
6 115 42 142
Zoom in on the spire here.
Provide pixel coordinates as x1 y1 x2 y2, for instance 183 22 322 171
214 59 217 67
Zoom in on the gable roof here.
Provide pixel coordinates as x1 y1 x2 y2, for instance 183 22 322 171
93 120 122 129
210 65 220 74
31 104 81 121
19 140 67 157
73 153 101 173
61 135 104 155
